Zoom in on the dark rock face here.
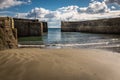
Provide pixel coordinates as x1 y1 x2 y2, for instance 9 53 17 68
0 28 17 50
14 18 44 37
61 17 120 34
43 22 48 32
0 17 17 50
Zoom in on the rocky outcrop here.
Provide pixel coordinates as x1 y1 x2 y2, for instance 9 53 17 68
61 17 120 34
0 27 17 50
0 17 17 50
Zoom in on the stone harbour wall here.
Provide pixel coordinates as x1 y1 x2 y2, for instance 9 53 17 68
42 22 48 32
0 17 48 50
61 17 120 34
13 18 46 37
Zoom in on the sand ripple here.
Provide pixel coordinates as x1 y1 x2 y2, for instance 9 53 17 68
0 48 120 80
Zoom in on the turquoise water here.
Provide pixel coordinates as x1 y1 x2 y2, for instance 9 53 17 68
19 28 120 52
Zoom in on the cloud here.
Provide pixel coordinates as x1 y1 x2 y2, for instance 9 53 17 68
26 7 50 18
0 11 16 14
16 0 120 28
28 0 31 3
0 0 31 9
25 1 111 20
86 1 110 13
105 0 120 4
111 6 116 9
0 11 18 17
57 6 79 13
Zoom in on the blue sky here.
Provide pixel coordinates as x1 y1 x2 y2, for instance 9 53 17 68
0 0 120 28
29 0 93 10
1 0 112 13
0 0 93 12
0 0 120 16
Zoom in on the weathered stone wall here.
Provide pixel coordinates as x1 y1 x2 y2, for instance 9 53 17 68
0 17 14 28
0 17 48 50
61 17 120 34
13 18 39 22
29 22 43 36
42 22 48 32
61 21 80 32
0 17 17 50
0 28 17 50
14 18 43 37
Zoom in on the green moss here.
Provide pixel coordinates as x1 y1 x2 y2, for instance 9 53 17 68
0 29 3 39
0 34 2 38
18 36 42 42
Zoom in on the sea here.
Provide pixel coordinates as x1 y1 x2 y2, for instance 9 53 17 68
19 28 120 53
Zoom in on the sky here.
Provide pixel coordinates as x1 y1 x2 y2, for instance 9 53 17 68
0 0 120 28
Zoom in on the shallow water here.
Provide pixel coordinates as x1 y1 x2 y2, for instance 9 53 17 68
19 28 120 52
42 28 120 52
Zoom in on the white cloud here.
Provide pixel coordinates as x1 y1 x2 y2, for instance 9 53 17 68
25 1 111 20
28 0 31 3
105 0 120 4
0 11 16 14
57 6 79 13
104 0 120 10
0 0 31 9
16 0 120 28
111 6 116 9
26 7 50 18
86 1 110 13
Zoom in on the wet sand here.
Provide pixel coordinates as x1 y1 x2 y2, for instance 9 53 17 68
0 48 120 80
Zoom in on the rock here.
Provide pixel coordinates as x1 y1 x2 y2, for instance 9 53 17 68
0 27 17 50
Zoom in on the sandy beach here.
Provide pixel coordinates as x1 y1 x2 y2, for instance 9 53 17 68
0 48 120 80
